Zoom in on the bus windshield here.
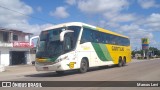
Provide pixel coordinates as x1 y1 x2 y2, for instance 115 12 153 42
36 26 81 58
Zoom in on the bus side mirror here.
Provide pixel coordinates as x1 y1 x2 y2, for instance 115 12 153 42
60 30 74 42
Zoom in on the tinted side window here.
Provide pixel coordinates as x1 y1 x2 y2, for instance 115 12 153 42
81 28 93 43
100 33 106 43
94 31 100 43
81 27 130 46
115 36 130 46
123 38 130 46
67 26 81 49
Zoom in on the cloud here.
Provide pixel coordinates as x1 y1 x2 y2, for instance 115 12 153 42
131 13 160 32
147 13 160 22
36 6 42 12
77 0 136 23
0 0 32 25
0 0 53 35
138 0 160 9
49 6 69 19
78 0 129 14
124 13 160 49
118 23 154 49
94 13 137 29
29 23 53 35
73 0 160 49
0 20 53 35
65 0 76 5
145 13 160 31
120 24 153 38
96 13 159 50
96 20 120 28
75 0 160 49
110 14 136 22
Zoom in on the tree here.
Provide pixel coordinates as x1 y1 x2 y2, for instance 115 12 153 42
132 50 143 56
149 47 160 56
132 47 160 57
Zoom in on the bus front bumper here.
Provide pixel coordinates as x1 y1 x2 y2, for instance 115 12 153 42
35 60 77 71
35 61 66 71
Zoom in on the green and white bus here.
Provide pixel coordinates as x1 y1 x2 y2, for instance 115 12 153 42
35 22 131 74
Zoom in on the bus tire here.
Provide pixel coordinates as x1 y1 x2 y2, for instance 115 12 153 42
118 57 123 67
122 57 126 66
79 58 88 73
56 71 64 75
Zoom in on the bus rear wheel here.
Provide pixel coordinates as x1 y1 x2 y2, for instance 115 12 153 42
79 59 88 73
122 57 126 66
118 57 123 67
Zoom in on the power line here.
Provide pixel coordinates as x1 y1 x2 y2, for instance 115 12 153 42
0 4 54 24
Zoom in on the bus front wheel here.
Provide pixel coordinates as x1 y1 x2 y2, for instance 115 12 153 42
79 59 88 73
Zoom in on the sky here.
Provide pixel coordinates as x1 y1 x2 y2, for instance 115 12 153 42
0 0 160 50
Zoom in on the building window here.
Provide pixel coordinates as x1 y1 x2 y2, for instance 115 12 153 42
3 32 9 42
13 34 18 41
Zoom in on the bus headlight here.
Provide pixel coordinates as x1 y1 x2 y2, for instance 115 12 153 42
55 56 69 63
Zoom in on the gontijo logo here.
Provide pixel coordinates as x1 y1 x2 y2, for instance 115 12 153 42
68 62 76 69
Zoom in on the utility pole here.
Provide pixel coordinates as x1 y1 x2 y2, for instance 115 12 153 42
141 38 149 59
143 50 145 58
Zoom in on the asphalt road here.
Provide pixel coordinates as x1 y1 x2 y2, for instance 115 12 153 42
0 59 160 90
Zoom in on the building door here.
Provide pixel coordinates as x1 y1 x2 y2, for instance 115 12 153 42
10 51 26 65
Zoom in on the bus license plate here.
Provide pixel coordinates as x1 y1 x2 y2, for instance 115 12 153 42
43 67 49 70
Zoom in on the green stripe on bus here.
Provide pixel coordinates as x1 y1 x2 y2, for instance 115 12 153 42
99 44 112 61
91 43 106 61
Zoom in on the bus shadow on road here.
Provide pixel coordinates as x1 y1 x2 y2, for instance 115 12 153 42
25 65 126 77
25 70 80 77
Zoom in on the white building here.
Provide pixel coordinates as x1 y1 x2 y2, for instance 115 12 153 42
0 29 33 66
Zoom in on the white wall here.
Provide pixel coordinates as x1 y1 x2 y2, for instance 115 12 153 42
26 51 31 64
0 48 10 66
25 35 29 41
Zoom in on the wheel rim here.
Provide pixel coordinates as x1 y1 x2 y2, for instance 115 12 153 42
119 62 121 66
81 60 87 71
118 60 122 67
123 59 126 66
